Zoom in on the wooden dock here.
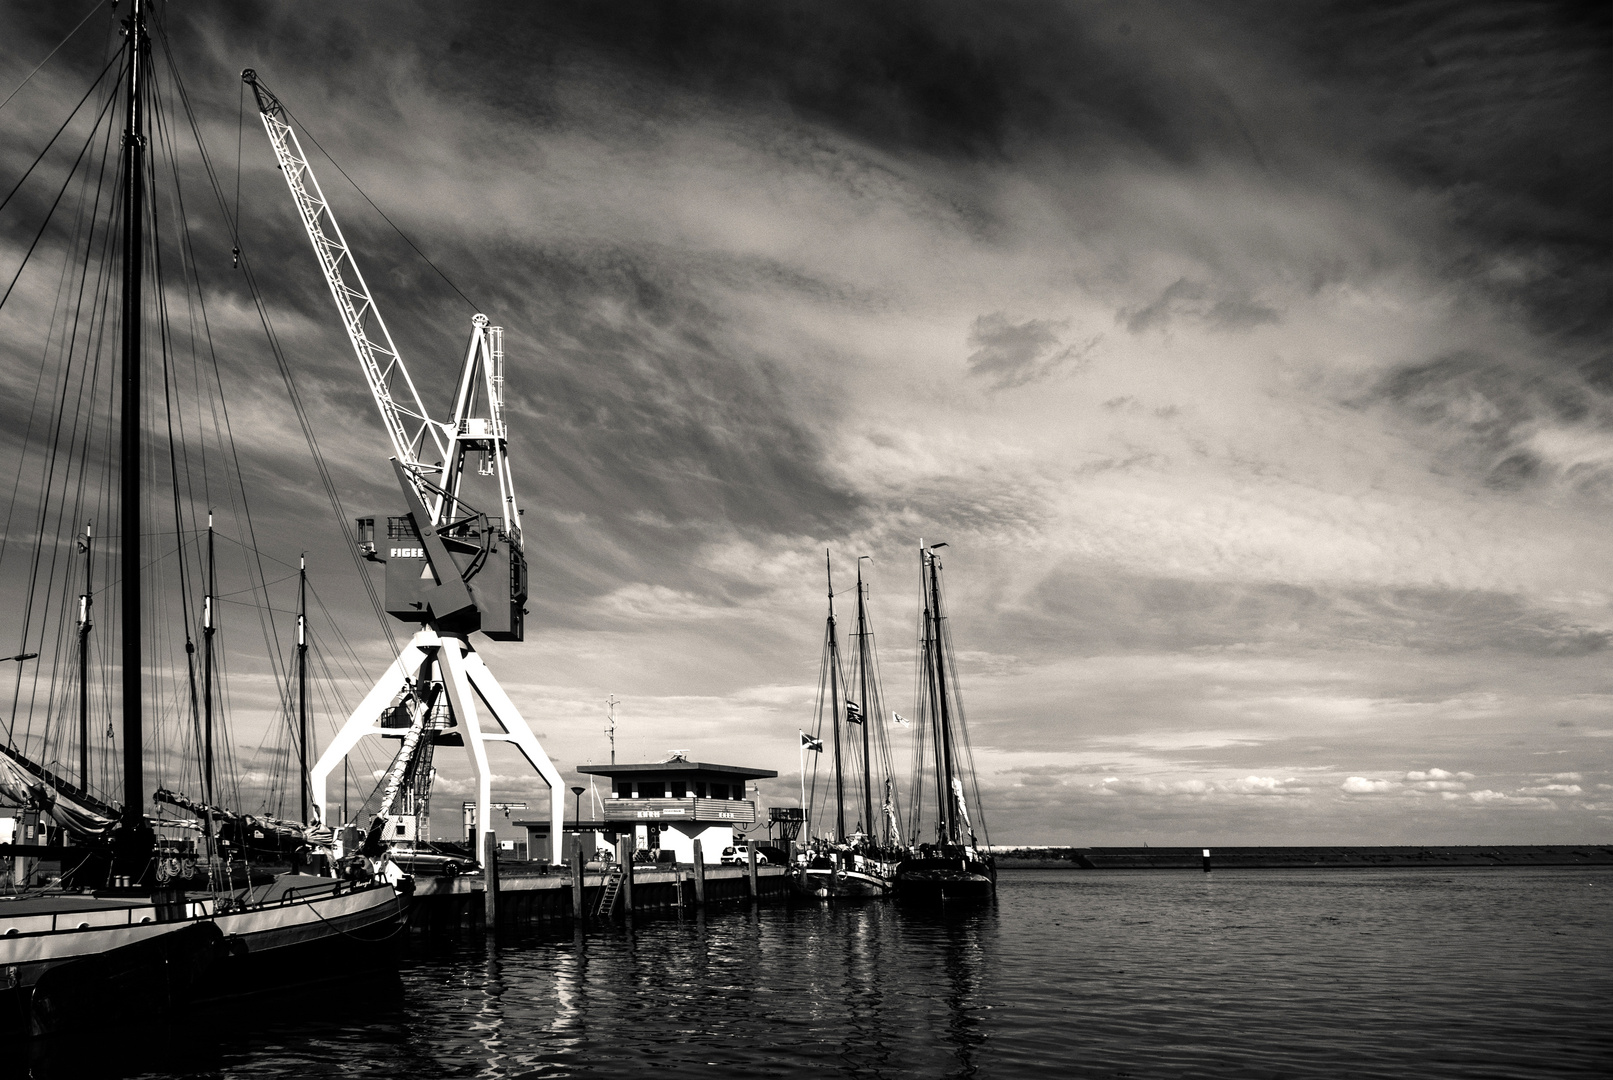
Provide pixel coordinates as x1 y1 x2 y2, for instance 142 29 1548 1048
408 861 792 932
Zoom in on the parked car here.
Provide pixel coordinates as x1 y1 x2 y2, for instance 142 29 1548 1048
386 840 478 877
720 844 769 865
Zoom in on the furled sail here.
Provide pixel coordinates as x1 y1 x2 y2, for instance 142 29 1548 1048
0 744 118 838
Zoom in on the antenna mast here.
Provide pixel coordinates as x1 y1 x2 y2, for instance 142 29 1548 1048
606 695 619 765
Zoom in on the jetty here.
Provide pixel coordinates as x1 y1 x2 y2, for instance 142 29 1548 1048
408 856 792 932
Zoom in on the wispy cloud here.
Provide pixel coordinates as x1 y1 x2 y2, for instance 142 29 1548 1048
1 1 1607 844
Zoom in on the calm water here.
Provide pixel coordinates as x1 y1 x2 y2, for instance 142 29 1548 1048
16 867 1613 1078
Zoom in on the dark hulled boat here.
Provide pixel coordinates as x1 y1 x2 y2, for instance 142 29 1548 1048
794 555 902 899
0 1 402 1036
893 543 995 904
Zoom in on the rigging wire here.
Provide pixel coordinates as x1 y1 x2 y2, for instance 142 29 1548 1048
157 26 399 660
4 73 126 745
273 100 479 313
0 54 124 314
0 50 121 219
0 0 108 118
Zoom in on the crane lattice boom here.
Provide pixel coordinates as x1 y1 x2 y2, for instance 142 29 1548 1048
244 71 449 511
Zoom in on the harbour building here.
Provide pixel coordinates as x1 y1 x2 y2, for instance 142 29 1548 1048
523 756 777 864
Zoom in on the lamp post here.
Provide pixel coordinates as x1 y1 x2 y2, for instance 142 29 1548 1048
571 785 585 823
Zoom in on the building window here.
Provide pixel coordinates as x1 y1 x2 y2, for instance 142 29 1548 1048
640 781 666 799
617 783 634 799
670 781 686 798
694 782 707 798
710 783 728 799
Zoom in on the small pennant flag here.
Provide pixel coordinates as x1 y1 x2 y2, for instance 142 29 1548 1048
892 712 910 726
801 732 824 752
845 701 863 724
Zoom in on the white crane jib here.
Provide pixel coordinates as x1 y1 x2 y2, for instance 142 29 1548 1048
243 71 520 538
246 70 561 864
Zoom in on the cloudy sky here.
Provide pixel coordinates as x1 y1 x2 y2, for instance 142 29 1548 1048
1 1 1609 845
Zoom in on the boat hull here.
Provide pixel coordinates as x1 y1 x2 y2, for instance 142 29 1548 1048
0 894 217 1037
892 856 996 904
25 920 223 1037
792 867 891 899
201 876 405 1003
0 876 404 1033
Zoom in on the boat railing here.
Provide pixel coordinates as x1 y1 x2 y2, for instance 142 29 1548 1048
271 880 349 906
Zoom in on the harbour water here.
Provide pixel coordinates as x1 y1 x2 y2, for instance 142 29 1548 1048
15 866 1612 1078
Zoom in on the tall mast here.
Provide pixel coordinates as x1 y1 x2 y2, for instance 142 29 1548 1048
927 545 959 846
118 0 147 826
202 514 215 806
77 523 93 790
297 554 309 823
855 559 874 841
826 551 845 844
606 695 618 765
920 544 947 843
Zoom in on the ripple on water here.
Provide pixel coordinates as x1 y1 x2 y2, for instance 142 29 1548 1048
11 866 1612 1079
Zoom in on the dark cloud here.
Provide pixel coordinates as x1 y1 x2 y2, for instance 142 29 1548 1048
964 312 1094 390
1120 278 1282 334
1370 351 1613 495
1010 568 1609 657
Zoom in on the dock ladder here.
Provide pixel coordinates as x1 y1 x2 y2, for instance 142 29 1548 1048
595 865 624 918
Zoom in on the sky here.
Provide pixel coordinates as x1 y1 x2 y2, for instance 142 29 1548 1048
0 1 1609 845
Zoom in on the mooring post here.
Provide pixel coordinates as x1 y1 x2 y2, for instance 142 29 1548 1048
483 830 500 929
746 841 758 899
572 836 586 922
619 833 635 914
692 839 707 906
1202 847 1213 873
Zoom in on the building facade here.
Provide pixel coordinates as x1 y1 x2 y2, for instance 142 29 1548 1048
571 758 778 864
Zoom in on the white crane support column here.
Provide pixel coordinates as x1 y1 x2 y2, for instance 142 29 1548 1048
309 632 436 825
308 628 563 861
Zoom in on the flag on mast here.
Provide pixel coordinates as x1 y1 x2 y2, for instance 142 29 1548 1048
892 712 910 726
845 701 863 724
801 732 824 752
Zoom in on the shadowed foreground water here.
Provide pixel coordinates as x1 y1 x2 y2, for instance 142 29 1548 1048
15 866 1613 1078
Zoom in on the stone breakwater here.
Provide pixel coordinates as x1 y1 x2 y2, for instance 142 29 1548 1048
995 844 1613 869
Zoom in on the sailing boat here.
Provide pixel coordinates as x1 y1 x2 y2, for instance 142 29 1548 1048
893 542 995 903
795 554 899 899
0 0 401 1036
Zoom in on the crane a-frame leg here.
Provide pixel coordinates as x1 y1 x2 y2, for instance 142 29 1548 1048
308 626 565 863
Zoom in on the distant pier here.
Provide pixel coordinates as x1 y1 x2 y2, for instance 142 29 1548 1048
995 845 1613 870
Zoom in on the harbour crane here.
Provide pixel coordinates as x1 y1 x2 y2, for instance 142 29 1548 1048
245 71 564 863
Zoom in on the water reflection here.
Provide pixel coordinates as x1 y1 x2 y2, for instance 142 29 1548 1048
6 871 1607 1079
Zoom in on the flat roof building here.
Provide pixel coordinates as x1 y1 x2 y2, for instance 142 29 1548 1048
526 757 778 865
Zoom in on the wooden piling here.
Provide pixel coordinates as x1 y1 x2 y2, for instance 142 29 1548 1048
572 837 586 922
619 833 635 914
746 842 758 899
692 840 707 906
483 831 500 929
1202 848 1213 873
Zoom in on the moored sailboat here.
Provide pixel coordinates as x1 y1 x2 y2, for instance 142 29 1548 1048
795 554 901 899
0 1 402 1036
893 542 995 903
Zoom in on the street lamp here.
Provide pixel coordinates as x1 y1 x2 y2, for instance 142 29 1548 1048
571 785 585 823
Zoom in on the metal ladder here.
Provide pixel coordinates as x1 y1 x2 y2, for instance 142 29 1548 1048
595 865 624 918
